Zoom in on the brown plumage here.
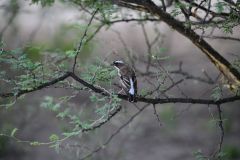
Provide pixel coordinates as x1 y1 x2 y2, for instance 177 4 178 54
112 60 137 102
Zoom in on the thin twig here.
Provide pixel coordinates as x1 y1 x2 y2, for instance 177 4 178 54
153 104 162 126
157 61 188 98
140 23 152 72
111 29 135 68
161 0 166 11
216 104 224 156
79 104 150 160
200 0 211 40
203 35 240 42
72 8 98 73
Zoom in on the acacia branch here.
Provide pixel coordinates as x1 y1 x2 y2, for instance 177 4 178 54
140 23 152 72
1 72 240 106
72 8 98 73
115 0 240 90
203 35 240 42
153 104 162 126
79 104 149 160
0 72 71 98
85 17 160 46
216 104 224 153
81 105 122 132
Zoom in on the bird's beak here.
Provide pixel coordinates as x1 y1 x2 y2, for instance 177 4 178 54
110 62 114 66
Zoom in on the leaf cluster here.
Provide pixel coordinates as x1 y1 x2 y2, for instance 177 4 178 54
81 63 117 84
31 0 55 6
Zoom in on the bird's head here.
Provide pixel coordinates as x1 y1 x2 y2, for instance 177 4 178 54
112 60 125 68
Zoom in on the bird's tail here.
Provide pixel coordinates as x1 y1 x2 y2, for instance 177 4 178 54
128 94 137 102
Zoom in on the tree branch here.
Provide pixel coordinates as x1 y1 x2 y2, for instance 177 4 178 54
72 8 98 73
1 72 240 106
0 72 71 98
116 0 240 90
79 104 149 160
203 35 240 42
216 104 224 153
212 104 225 158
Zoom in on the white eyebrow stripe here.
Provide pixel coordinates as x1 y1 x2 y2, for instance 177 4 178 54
129 78 134 95
115 60 124 63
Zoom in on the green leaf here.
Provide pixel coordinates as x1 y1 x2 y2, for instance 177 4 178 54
222 145 240 159
30 141 40 146
193 150 207 160
49 134 59 142
215 2 225 13
56 108 70 119
139 89 148 96
90 94 98 102
31 0 55 7
41 96 61 111
50 142 60 153
211 86 222 101
65 50 76 58
109 70 117 77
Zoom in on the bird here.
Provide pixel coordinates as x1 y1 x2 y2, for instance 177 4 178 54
112 60 137 102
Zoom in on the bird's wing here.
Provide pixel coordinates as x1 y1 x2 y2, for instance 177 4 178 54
118 65 137 96
120 76 131 89
121 75 137 96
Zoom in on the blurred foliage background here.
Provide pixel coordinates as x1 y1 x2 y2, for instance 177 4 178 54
0 0 240 160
